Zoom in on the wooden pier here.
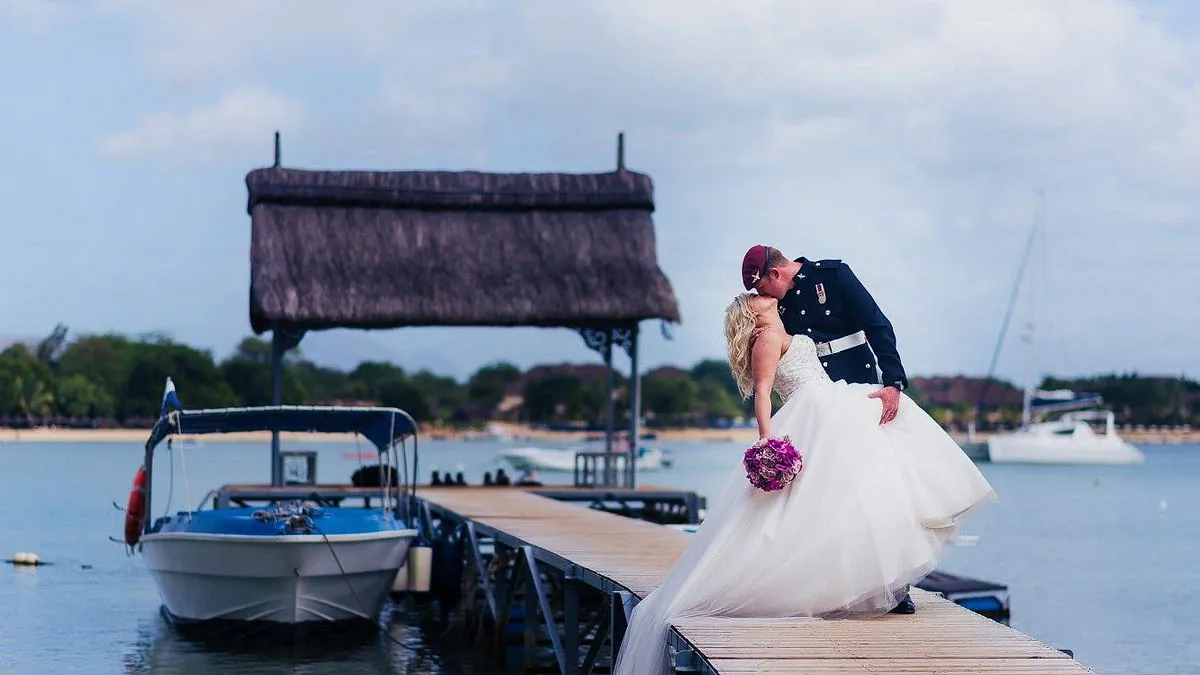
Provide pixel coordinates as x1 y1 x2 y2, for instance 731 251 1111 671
412 486 1095 674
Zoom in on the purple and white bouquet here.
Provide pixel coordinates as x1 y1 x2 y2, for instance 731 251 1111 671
743 435 803 493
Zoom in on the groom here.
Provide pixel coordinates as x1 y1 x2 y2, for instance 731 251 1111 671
741 244 917 615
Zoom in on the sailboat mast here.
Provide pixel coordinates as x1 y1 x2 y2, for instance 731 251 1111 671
1021 191 1046 428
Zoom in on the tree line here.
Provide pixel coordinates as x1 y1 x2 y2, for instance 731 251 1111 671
0 325 1194 429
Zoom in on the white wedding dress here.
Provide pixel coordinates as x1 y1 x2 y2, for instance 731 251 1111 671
612 334 997 674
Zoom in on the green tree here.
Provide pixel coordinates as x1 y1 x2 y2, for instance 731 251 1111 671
57 333 137 407
120 340 237 418
220 358 307 407
377 378 431 421
523 374 584 422
642 376 699 426
695 378 743 420
0 345 57 420
690 359 735 390
467 362 522 411
349 361 408 399
56 374 115 418
230 336 274 364
219 337 310 405
409 370 466 422
290 360 369 403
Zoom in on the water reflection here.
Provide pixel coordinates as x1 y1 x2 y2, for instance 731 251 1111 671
121 604 496 674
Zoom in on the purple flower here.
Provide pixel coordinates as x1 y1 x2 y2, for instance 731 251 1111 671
742 435 803 492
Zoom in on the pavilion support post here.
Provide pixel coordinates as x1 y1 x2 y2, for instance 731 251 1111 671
627 324 641 489
270 330 283 487
604 339 615 487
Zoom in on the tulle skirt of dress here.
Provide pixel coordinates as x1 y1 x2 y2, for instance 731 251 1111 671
612 380 998 675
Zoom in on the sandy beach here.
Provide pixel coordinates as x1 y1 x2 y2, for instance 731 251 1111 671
0 424 760 445
0 423 1195 446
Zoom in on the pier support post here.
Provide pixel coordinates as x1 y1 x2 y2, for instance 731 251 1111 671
580 599 612 674
563 574 580 675
521 546 568 672
268 327 304 487
466 522 498 620
604 338 615 487
523 568 537 670
608 591 633 668
270 330 284 486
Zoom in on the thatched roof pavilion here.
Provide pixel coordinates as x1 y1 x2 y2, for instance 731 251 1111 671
244 138 679 489
245 167 680 334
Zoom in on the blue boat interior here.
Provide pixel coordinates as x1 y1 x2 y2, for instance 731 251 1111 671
139 403 422 540
151 506 409 537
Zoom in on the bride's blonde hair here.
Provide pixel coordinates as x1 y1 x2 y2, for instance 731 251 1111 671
724 293 758 400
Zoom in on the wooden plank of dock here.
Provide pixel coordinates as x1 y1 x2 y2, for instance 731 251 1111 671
420 485 691 597
417 486 1094 674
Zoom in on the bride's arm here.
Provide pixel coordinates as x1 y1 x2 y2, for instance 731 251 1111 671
751 333 782 438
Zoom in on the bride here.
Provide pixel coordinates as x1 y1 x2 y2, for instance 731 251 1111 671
612 292 997 674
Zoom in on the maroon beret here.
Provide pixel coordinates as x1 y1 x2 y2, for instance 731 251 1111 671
741 244 769 290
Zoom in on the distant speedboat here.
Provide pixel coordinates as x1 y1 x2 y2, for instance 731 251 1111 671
124 380 421 629
498 445 671 472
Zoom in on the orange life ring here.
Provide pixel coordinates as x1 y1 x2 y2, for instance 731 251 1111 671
124 466 148 546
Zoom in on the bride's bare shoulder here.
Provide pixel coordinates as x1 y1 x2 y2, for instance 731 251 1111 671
751 329 785 361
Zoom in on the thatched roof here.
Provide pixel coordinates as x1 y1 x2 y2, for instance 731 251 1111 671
245 167 680 334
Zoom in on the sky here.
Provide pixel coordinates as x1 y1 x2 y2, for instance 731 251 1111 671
0 0 1197 384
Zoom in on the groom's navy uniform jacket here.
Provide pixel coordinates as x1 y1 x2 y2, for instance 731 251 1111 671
777 257 909 391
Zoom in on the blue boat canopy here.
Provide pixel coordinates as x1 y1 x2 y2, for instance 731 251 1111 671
145 405 418 452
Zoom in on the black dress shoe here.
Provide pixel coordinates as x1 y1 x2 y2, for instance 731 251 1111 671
889 593 916 614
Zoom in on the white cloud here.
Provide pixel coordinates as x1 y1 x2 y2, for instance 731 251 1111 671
1 0 75 30
76 1 1200 377
93 0 484 82
98 86 307 163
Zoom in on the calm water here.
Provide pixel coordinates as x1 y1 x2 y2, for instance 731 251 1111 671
1 438 1197 674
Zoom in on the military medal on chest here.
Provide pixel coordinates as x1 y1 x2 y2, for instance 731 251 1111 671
815 282 827 305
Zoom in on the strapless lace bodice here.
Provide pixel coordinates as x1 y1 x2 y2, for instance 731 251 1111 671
773 335 833 400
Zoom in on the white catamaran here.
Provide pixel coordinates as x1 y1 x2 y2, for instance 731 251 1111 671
982 195 1144 465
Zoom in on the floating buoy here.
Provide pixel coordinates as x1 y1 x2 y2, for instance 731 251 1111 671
6 552 47 566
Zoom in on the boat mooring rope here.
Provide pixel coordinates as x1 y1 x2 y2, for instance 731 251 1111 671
310 520 426 662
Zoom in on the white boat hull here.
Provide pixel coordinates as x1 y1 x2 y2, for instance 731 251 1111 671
140 529 416 624
499 446 668 473
987 431 1145 465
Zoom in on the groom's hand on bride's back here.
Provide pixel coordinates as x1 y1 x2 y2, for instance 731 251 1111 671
868 386 901 425
749 326 766 346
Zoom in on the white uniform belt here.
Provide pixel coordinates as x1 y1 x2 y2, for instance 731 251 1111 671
814 330 867 357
